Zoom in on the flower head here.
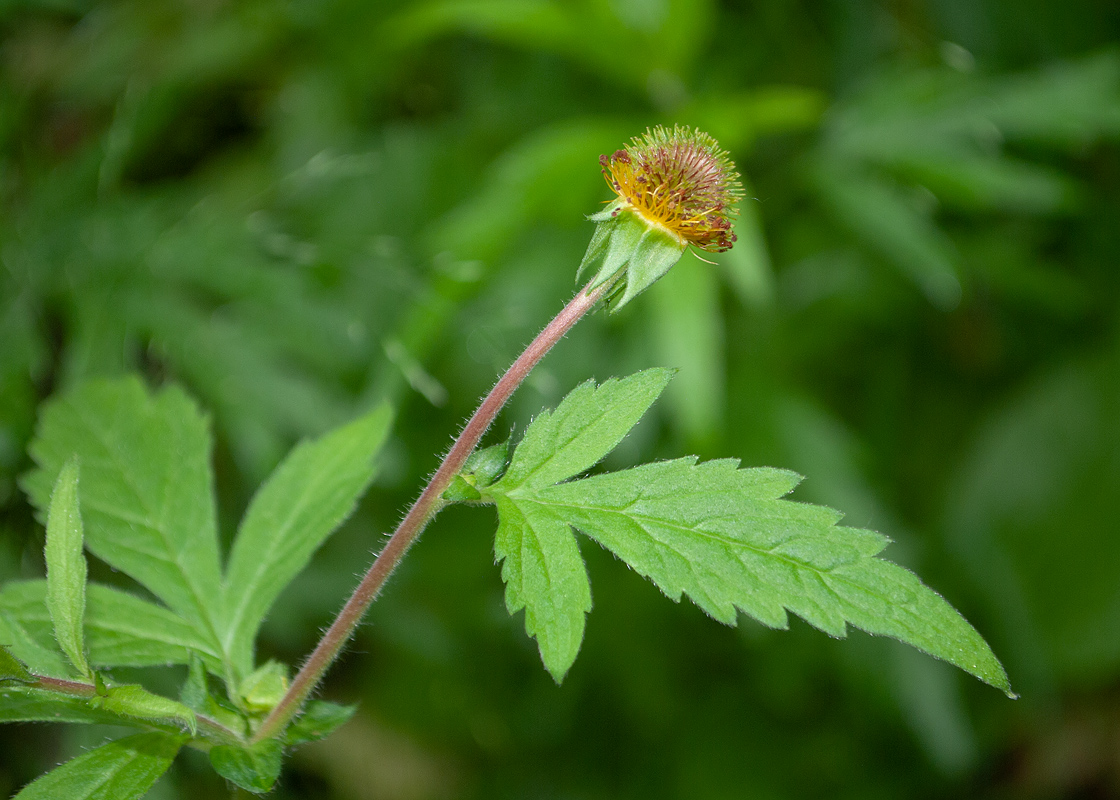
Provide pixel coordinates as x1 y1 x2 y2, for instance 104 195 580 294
600 125 743 253
579 126 743 312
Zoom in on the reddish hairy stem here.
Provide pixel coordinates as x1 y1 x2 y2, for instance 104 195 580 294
253 280 607 742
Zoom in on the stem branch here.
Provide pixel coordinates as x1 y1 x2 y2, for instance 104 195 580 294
253 279 606 742
29 675 241 743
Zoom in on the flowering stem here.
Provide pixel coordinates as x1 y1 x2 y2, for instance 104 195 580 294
252 278 608 743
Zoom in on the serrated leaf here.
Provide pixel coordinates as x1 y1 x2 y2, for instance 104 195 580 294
1 644 33 683
495 369 674 491
11 732 180 800
44 456 91 677
493 495 591 681
0 581 223 671
21 378 225 653
222 403 392 678
488 370 672 680
92 684 197 736
528 457 1011 694
284 701 357 746
209 739 283 794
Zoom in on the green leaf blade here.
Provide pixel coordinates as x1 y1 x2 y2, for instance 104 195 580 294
1 645 34 683
534 457 1011 694
494 495 591 682
0 580 224 671
12 732 181 800
222 403 392 677
495 368 674 492
22 378 224 651
44 456 91 678
209 739 283 794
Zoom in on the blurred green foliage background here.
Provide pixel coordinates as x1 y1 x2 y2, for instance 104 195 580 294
2 0 1119 797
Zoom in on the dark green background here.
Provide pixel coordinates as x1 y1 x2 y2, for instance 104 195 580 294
2 0 1119 797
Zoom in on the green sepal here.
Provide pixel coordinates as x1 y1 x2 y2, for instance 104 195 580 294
284 700 357 746
576 200 623 283
613 227 688 312
91 684 198 736
240 660 288 712
210 739 283 794
591 211 646 291
577 205 688 311
0 645 34 683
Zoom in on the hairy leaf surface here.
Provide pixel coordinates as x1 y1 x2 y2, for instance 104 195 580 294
44 457 91 677
22 378 224 651
0 581 223 671
489 371 1010 694
12 732 181 800
536 458 1010 693
222 403 392 677
489 369 670 678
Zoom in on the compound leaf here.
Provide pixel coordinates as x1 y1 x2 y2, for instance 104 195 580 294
222 403 392 678
22 378 224 653
44 456 91 678
12 732 181 800
488 371 1010 695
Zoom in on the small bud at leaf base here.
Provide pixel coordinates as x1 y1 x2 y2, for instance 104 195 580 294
579 125 743 312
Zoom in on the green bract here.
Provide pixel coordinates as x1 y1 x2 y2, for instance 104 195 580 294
577 200 690 312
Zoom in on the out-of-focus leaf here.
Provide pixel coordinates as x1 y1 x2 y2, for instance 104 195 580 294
22 378 225 651
811 162 962 309
647 254 725 445
11 732 181 800
890 154 1079 214
222 404 392 679
945 350 1120 690
209 739 283 795
44 456 90 677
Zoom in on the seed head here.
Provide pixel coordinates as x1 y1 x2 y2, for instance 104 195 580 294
599 125 743 253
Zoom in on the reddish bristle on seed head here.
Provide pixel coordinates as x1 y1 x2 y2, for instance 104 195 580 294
600 125 743 253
